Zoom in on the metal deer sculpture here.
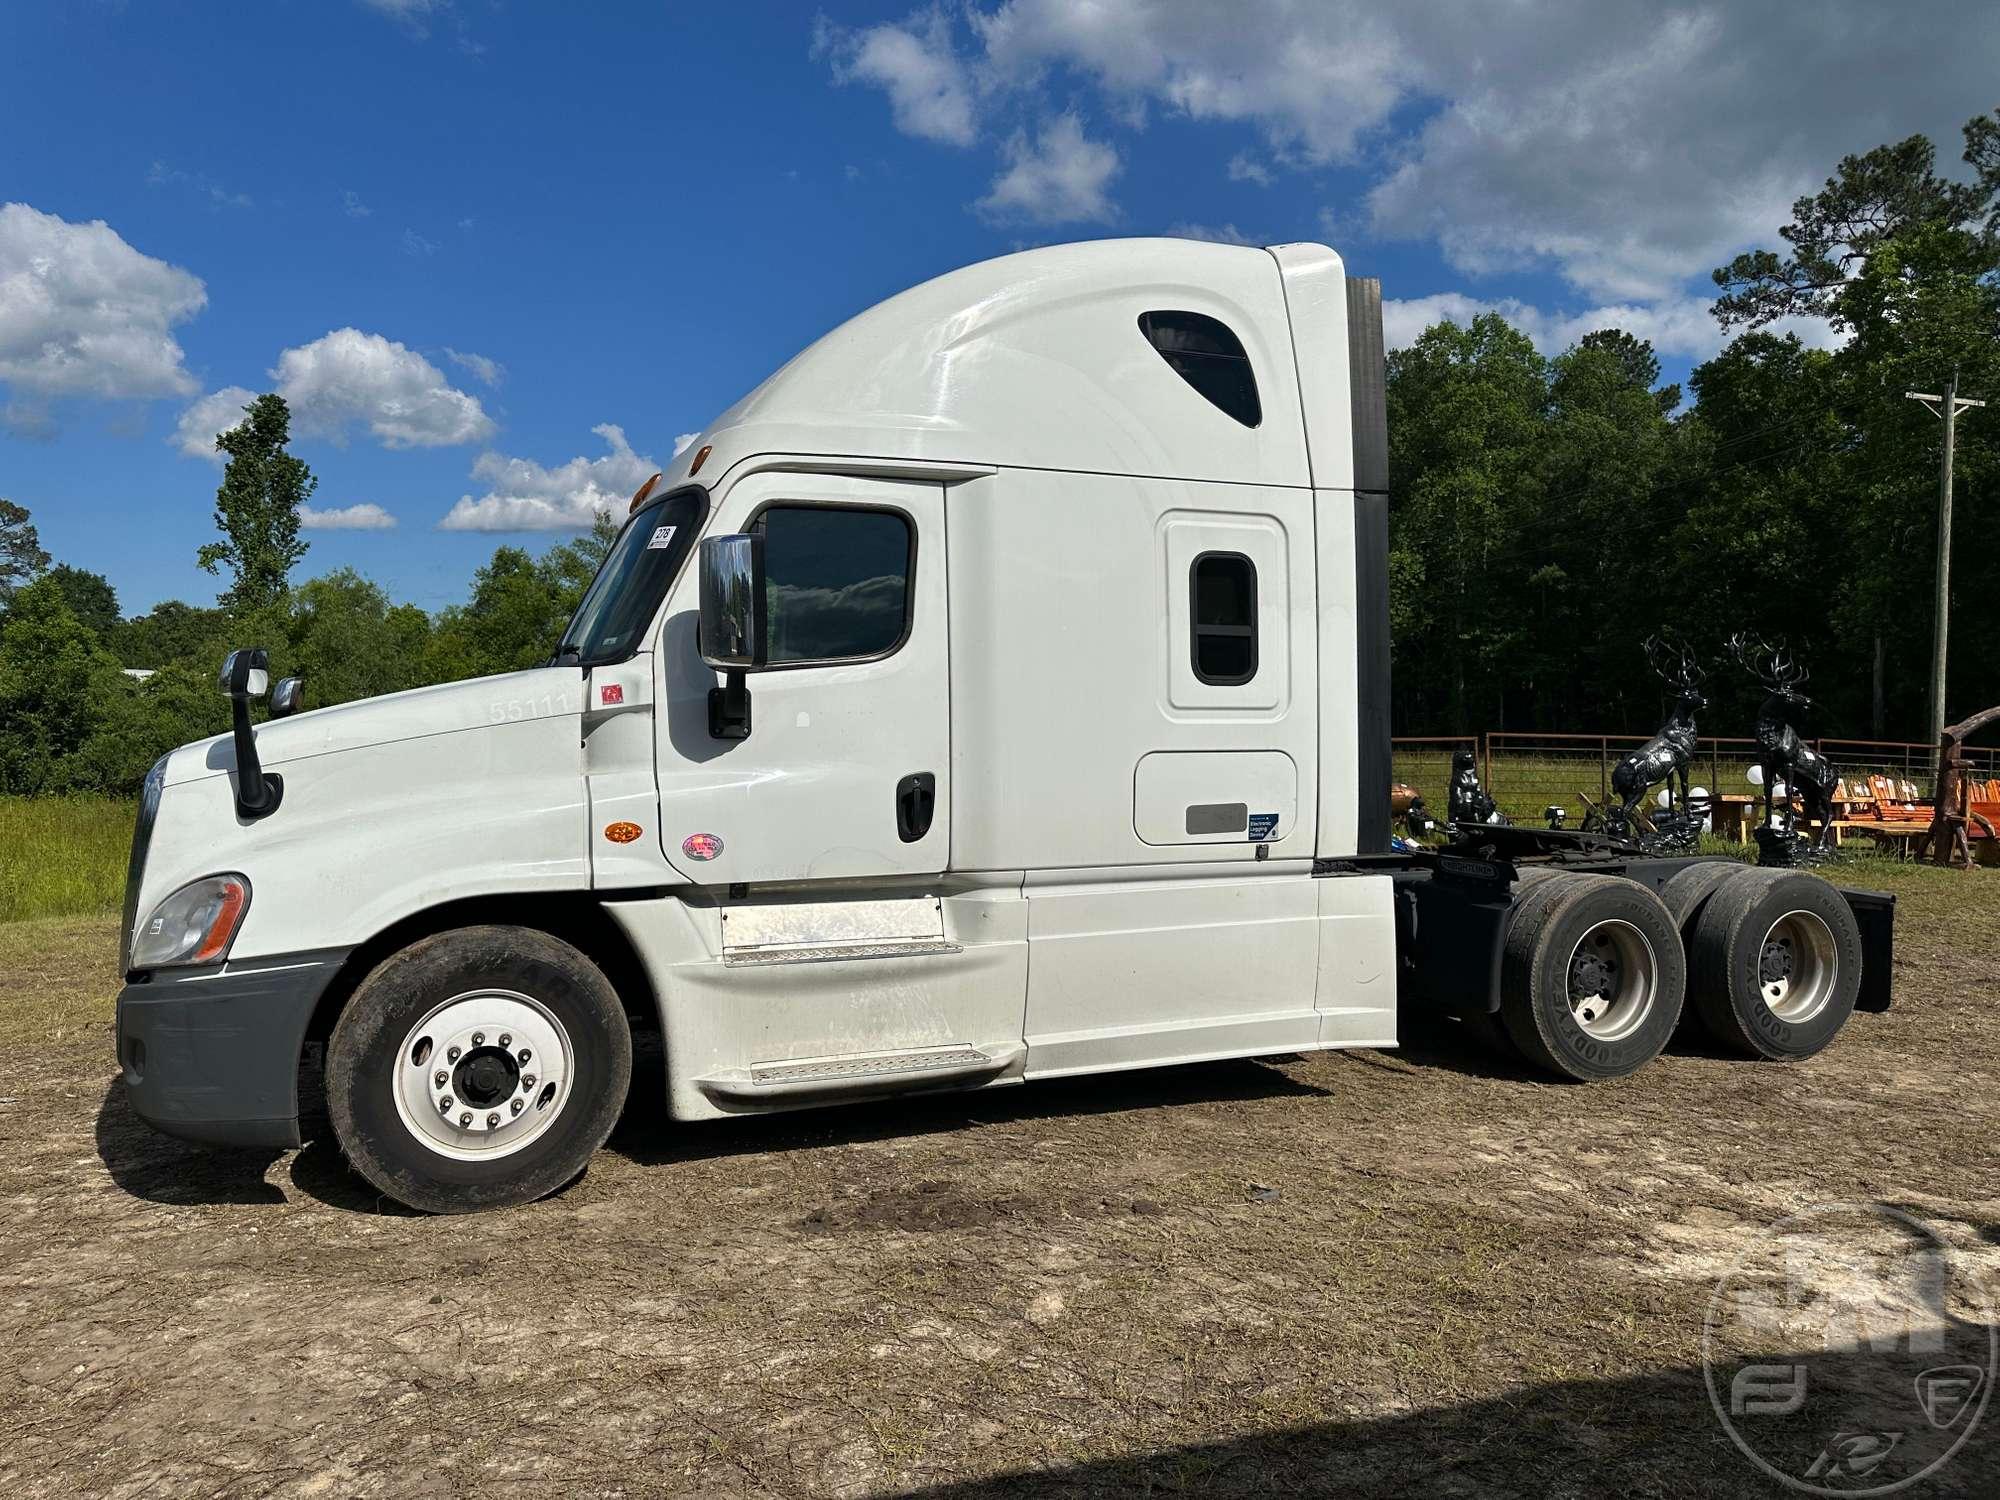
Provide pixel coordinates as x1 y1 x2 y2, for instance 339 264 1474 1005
1606 634 1707 840
1730 633 1840 863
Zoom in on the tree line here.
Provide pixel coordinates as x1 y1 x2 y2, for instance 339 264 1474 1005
0 396 615 796
1389 109 1999 744
1 112 1996 795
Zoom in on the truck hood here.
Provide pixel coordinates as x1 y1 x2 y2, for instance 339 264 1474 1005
163 666 587 787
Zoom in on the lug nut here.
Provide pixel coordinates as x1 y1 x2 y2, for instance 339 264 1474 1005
446 1046 461 1063
521 1074 536 1091
518 1048 532 1063
498 1033 512 1049
459 1111 473 1127
486 1112 500 1129
471 1032 485 1046
510 1099 524 1116
439 1096 454 1114
434 1070 448 1089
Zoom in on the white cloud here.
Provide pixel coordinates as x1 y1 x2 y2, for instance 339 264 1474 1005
672 432 700 456
2 401 55 440
437 423 660 532
971 0 1409 163
273 328 495 448
171 384 258 460
0 202 206 402
444 347 504 386
301 502 398 530
359 0 445 35
147 162 254 210
830 2 1999 310
402 229 440 257
976 114 1119 226
1226 153 1272 187
816 8 978 147
1165 222 1257 246
1381 290 1838 363
341 189 371 218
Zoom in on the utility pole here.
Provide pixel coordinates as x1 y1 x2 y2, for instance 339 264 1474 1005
1906 373 1986 756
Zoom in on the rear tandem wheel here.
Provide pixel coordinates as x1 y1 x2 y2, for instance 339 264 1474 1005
1498 872 1687 1081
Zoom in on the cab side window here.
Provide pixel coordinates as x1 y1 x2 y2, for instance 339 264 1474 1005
753 505 914 663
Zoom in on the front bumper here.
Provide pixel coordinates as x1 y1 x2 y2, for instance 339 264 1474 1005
115 949 349 1149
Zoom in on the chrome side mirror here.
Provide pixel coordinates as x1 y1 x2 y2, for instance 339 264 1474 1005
697 533 766 670
270 676 305 718
218 648 271 701
698 533 765 741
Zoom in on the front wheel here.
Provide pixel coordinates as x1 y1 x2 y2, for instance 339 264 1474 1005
326 926 632 1214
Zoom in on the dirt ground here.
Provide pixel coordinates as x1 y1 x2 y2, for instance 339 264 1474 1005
3 862 1997 1498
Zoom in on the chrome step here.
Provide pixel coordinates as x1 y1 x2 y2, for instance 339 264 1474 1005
721 937 961 967
693 1043 1019 1104
751 1045 991 1086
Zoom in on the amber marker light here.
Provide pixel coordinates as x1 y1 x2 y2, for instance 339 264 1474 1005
190 878 250 964
628 472 662 514
605 822 644 844
688 444 712 476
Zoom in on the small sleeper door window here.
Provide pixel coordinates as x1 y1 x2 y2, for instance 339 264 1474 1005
1191 552 1257 685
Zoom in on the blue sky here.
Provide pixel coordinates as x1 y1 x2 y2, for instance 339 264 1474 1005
5 1 1995 616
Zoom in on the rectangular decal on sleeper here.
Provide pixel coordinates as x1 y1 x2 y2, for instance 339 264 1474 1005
646 525 677 550
1247 813 1279 841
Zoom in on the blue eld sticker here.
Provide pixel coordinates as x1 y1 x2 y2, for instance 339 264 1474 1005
1247 813 1280 841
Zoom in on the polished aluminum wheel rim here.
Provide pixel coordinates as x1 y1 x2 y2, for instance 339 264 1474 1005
1564 919 1658 1042
392 989 574 1162
1757 910 1837 1023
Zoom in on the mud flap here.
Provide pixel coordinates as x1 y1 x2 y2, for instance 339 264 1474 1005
1838 886 1895 1013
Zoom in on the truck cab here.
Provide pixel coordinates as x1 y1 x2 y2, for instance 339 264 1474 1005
115 239 1882 1213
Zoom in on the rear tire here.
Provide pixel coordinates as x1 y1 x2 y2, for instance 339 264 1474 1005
327 925 632 1214
1660 861 1746 942
1687 871 1860 1060
1500 873 1686 1080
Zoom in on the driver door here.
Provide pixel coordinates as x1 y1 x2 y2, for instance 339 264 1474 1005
653 470 949 888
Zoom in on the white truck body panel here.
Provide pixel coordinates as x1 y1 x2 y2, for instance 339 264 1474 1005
128 237 1399 1129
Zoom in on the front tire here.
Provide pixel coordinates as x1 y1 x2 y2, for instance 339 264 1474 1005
327 926 632 1214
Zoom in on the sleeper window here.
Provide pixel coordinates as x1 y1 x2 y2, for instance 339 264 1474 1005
1138 310 1262 427
1190 552 1257 685
753 505 913 663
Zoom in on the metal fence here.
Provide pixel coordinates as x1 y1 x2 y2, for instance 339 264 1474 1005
1392 732 2000 829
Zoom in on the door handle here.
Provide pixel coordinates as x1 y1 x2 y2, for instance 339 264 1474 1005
896 772 936 843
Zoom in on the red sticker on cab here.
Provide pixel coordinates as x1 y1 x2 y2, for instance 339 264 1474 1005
600 683 624 706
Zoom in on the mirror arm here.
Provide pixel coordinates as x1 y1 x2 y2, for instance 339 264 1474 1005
230 696 283 819
708 669 752 740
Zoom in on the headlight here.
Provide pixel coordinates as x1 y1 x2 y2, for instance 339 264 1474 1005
131 874 252 970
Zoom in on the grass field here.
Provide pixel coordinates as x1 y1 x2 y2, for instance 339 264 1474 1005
0 796 135 925
2 834 1996 1494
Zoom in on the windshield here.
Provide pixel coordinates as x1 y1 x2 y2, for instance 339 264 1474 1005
555 488 706 666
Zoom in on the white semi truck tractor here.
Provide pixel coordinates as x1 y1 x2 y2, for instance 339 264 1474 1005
116 240 1894 1213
